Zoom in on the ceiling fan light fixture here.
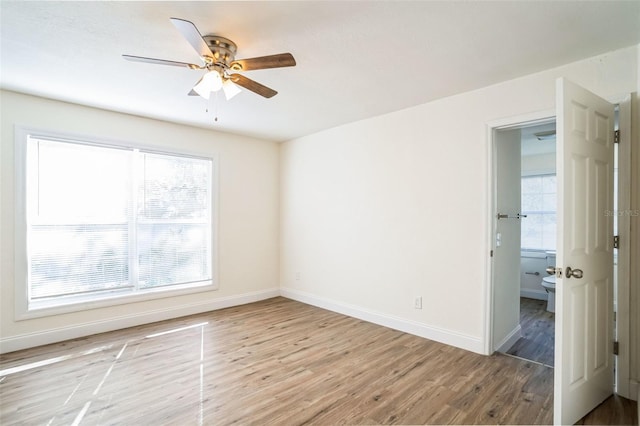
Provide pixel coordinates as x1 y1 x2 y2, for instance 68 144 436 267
222 79 241 100
193 70 223 99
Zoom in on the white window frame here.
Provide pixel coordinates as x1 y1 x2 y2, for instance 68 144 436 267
520 173 557 252
14 126 219 320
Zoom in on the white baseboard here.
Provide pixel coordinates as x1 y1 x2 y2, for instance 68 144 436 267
0 288 279 354
520 288 548 300
280 287 484 354
495 324 522 353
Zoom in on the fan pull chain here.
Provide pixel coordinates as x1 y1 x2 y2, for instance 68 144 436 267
214 90 219 122
204 92 220 123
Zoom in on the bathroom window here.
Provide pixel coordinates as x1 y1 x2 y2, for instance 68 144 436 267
521 174 556 251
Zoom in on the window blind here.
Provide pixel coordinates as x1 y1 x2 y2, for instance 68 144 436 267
26 136 213 304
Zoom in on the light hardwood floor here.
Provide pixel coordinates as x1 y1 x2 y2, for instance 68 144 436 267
0 297 636 425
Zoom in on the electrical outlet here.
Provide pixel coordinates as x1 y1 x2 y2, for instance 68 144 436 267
414 296 422 309
295 272 301 281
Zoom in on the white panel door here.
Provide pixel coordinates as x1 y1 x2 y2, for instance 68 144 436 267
554 78 614 425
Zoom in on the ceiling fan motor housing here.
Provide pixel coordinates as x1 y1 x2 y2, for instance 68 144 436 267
203 35 237 67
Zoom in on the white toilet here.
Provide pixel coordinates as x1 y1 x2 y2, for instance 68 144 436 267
542 250 556 313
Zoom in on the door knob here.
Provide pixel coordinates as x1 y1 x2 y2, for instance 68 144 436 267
565 266 583 279
545 266 558 275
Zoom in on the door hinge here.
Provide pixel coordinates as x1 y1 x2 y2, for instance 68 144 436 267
490 250 494 257
614 130 620 143
613 341 619 356
613 235 619 249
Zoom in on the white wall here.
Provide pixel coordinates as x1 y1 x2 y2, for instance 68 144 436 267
520 253 549 300
492 128 522 352
0 91 280 353
280 45 639 356
521 152 555 176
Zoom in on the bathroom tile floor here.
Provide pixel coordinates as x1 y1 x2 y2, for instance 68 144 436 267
506 298 555 367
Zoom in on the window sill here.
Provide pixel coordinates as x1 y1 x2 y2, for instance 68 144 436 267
16 281 218 321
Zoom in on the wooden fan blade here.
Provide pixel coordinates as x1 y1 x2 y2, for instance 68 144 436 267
170 17 214 59
123 54 202 69
230 74 277 98
229 53 296 71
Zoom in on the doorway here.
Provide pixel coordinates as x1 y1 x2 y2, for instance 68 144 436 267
490 120 557 368
489 108 628 368
487 84 632 424
495 121 558 367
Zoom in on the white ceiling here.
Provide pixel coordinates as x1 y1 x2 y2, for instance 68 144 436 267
2 1 639 142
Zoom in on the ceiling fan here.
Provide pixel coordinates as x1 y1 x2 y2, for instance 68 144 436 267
123 18 296 100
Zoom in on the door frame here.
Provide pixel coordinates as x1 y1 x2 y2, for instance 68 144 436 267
484 108 554 354
484 94 632 399
614 94 632 399
489 116 554 353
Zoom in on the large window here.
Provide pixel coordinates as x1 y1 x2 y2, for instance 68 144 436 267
521 174 556 251
16 130 216 316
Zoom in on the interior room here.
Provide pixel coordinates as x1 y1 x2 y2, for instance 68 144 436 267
1 2 640 425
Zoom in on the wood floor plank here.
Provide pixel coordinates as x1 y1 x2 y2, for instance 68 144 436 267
576 394 638 425
506 297 555 366
0 297 634 425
